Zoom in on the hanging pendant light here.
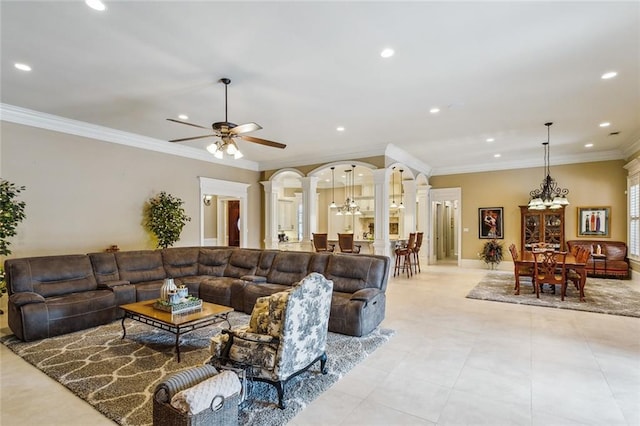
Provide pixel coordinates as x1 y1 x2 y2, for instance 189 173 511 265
390 167 398 209
527 122 570 210
329 166 337 208
398 169 405 209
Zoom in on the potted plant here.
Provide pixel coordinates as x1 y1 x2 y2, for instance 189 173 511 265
143 191 191 249
480 239 503 269
0 179 26 314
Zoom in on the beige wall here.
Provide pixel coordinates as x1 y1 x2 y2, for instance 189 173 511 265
2 121 630 263
430 160 627 260
1 122 261 258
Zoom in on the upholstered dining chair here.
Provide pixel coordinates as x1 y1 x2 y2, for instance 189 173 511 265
337 233 361 254
394 233 416 278
533 250 568 300
312 233 335 253
509 243 534 295
209 273 333 409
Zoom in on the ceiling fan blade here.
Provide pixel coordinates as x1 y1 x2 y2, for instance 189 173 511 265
241 135 287 149
166 118 209 130
169 134 214 143
230 122 262 135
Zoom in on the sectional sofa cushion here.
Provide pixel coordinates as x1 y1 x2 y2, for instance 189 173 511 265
266 252 313 285
162 247 201 277
198 249 234 276
7 255 97 297
115 250 167 283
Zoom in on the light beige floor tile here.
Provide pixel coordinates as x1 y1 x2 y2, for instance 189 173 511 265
341 399 435 425
2 264 639 426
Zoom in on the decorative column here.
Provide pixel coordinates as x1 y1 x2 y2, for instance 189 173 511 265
300 176 319 252
372 168 391 257
416 183 431 232
261 180 281 249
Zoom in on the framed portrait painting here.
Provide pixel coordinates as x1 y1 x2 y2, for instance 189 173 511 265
479 207 504 239
577 206 610 237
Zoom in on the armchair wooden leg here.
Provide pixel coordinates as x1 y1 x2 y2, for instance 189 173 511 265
320 352 328 374
275 381 286 409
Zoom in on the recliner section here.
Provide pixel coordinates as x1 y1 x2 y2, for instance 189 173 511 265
5 247 390 341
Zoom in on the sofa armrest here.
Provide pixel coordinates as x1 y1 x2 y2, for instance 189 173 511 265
9 292 46 307
226 328 280 344
98 280 131 289
240 275 267 283
350 288 382 306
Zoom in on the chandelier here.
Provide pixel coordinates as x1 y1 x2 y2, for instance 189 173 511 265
528 122 569 210
206 137 243 160
331 165 361 216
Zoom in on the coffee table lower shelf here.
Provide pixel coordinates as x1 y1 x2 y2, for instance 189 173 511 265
120 300 233 362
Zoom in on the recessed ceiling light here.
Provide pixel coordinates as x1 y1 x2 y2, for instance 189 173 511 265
599 122 611 127
380 48 395 58
601 71 617 80
486 138 495 143
494 154 501 158
85 0 106 11
14 63 31 71
336 126 345 132
429 108 440 114
178 114 188 120
585 143 594 148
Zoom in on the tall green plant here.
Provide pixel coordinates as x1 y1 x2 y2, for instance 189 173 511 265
144 191 191 249
0 179 27 256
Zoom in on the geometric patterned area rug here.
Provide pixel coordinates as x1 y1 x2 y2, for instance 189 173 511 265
467 271 640 318
1 312 394 426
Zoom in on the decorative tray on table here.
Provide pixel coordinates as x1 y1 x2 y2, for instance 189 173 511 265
153 296 203 314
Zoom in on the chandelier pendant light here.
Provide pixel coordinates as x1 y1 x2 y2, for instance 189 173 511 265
527 122 570 210
335 165 361 216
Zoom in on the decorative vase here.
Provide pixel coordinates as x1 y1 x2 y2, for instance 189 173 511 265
160 278 177 302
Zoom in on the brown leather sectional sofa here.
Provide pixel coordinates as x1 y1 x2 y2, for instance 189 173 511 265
566 240 630 278
5 247 390 341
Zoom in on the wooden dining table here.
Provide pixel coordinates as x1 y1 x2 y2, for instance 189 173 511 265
513 251 587 302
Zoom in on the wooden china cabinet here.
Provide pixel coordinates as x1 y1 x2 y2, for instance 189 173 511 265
519 205 565 253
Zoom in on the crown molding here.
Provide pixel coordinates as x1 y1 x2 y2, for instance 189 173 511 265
256 143 389 171
431 149 626 176
0 103 260 171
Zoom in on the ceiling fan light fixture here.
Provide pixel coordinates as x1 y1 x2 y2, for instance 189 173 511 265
213 149 224 160
226 142 237 155
233 150 244 160
206 143 217 154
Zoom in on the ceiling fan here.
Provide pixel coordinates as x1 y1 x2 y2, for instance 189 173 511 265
166 78 286 159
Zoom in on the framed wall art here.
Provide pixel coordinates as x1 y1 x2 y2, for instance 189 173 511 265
479 207 504 239
577 206 610 237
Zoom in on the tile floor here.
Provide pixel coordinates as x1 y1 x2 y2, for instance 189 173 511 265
1 264 639 425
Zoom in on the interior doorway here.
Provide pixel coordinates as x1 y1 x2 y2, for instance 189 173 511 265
429 188 461 266
227 200 240 247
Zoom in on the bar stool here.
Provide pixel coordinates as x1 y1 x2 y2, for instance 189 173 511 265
394 233 416 278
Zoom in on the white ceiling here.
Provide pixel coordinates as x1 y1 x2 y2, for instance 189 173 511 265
1 1 638 175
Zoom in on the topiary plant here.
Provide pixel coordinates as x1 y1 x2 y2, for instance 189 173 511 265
0 179 27 257
143 191 191 249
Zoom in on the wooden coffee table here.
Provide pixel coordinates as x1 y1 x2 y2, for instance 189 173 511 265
120 300 233 362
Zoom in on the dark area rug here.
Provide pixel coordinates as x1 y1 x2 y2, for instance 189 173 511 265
467 271 640 318
1 312 394 426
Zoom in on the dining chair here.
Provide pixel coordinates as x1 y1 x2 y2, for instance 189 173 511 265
508 243 533 295
312 233 335 253
533 250 568 300
566 246 590 298
337 233 361 254
394 233 416 278
411 232 424 274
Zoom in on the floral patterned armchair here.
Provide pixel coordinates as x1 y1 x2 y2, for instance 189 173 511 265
209 272 333 408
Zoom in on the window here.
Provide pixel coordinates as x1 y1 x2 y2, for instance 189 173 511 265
626 160 640 259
